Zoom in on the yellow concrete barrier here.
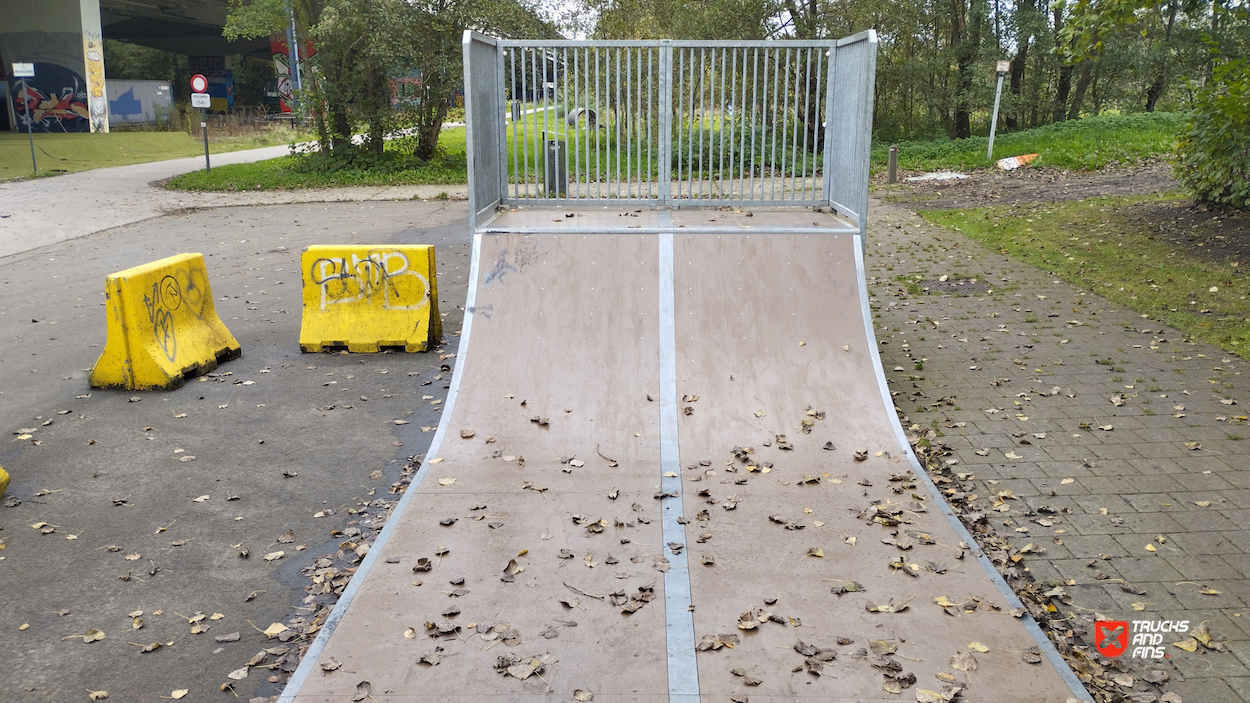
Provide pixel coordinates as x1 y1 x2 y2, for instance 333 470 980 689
89 253 241 390
299 245 441 353
0 465 9 500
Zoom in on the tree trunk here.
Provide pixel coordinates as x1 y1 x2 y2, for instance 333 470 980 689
1144 0 1178 112
331 100 351 151
1006 0 1033 130
366 63 388 156
949 0 970 138
1144 71 1167 112
1052 4 1072 122
1067 63 1092 120
416 110 445 161
1007 41 1029 130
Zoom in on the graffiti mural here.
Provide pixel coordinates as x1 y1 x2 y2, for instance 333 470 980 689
10 62 91 133
83 39 108 132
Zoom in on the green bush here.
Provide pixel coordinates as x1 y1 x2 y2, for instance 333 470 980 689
1176 59 1250 209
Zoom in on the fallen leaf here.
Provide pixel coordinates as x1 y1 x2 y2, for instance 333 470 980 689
227 666 249 681
437 477 456 486
263 551 285 562
262 623 288 638
574 690 594 702
87 691 108 700
966 642 989 653
1172 638 1198 652
950 651 977 671
170 691 188 699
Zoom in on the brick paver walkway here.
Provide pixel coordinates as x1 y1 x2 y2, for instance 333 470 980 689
867 199 1249 702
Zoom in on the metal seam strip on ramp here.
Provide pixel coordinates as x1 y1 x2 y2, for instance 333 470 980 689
658 225 701 701
855 238 1094 703
275 231 484 703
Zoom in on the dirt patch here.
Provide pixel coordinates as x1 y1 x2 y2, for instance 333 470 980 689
885 159 1250 268
1120 197 1250 268
878 161 1179 210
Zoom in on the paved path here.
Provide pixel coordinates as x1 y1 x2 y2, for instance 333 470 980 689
868 199 1249 702
0 145 468 259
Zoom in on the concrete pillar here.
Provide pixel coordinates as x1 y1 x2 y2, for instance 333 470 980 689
0 0 108 132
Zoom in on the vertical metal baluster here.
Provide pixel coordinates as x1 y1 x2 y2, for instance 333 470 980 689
657 44 669 204
749 47 760 202
572 47 580 200
790 48 803 200
810 46 822 202
562 47 570 201
780 47 791 201
720 46 730 198
508 49 517 199
615 48 622 199
626 47 633 198
524 48 532 198
805 46 815 201
648 48 654 199
522 49 531 200
760 46 770 200
676 48 684 201
796 47 808 201
592 46 597 198
532 48 542 198
730 46 735 200
585 45 590 200
737 48 748 201
543 47 551 200
700 47 710 200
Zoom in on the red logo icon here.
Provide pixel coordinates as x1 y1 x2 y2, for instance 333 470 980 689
1095 620 1129 658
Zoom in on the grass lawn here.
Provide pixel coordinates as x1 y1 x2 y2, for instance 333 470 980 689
166 111 1187 191
873 112 1184 173
167 127 470 191
919 192 1250 358
0 130 305 182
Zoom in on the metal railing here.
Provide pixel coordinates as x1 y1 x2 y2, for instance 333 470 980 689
463 31 877 231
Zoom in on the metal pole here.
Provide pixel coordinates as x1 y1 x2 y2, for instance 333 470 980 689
887 145 897 184
202 108 211 172
987 72 1005 161
287 4 302 95
23 82 36 174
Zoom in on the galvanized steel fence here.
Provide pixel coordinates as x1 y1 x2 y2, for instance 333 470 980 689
463 32 877 231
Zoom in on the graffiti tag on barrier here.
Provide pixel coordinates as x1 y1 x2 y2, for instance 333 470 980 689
311 251 430 311
143 276 181 361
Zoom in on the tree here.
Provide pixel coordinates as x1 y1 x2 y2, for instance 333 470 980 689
225 0 557 161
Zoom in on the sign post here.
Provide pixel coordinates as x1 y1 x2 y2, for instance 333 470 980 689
13 62 36 174
190 73 211 172
987 60 1011 162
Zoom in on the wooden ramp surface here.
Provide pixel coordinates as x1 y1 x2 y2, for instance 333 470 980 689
284 231 1084 702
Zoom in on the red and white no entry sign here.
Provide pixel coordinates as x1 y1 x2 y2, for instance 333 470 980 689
190 73 208 93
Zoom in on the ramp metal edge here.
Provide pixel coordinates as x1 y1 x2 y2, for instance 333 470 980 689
478 226 861 235
276 231 485 703
853 235 1094 703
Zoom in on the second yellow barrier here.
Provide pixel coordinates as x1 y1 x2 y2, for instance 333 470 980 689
89 253 240 390
300 245 441 353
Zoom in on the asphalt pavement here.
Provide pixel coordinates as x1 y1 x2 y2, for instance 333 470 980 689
1 199 472 702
